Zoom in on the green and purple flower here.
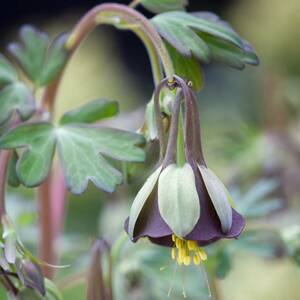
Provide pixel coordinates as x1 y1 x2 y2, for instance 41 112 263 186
125 76 245 266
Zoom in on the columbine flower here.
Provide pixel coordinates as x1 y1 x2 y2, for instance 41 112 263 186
125 76 245 266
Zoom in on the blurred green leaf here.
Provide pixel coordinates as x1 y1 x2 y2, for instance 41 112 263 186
166 44 203 91
0 82 35 125
215 250 232 279
140 0 188 14
234 179 283 218
235 229 285 259
7 151 20 187
0 54 18 85
8 25 69 86
44 279 63 300
0 122 145 194
152 11 259 69
198 33 259 69
60 99 118 125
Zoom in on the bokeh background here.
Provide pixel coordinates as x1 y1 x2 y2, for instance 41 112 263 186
1 0 300 299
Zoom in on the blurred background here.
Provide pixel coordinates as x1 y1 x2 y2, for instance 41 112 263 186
1 0 300 299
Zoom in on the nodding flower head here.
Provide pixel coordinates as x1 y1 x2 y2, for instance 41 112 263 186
125 76 245 266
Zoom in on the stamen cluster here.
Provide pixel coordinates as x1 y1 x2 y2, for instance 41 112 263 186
171 234 207 266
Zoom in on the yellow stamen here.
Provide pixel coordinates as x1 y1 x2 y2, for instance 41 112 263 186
193 255 201 265
183 256 191 266
187 240 197 251
170 235 208 266
197 248 208 261
171 248 176 260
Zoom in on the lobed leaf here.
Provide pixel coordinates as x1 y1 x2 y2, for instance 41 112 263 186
198 33 259 69
0 82 35 125
140 0 188 14
151 11 259 70
158 163 200 238
8 25 69 86
0 122 145 194
154 11 244 47
60 99 118 125
0 54 18 85
152 16 210 61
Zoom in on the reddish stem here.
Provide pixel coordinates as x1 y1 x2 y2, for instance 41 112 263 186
0 150 11 217
38 179 54 278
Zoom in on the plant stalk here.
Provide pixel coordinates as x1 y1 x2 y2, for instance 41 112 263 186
37 178 55 278
0 150 11 217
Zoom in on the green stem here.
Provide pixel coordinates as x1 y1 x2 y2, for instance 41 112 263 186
176 110 185 166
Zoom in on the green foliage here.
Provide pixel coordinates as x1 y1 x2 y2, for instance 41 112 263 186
7 151 20 187
18 279 62 300
8 25 70 86
158 163 200 237
0 82 35 125
140 0 188 14
0 55 35 126
0 121 144 194
60 99 119 125
0 54 18 85
233 179 283 218
152 11 259 70
166 44 203 91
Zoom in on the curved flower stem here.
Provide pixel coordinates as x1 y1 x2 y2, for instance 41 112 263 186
42 3 173 111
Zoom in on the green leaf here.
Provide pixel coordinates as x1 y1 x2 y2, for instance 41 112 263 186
152 11 243 50
60 99 118 125
8 25 69 86
152 15 210 61
151 11 259 69
44 279 63 300
0 82 35 125
140 0 188 14
7 151 20 187
234 179 282 218
198 165 232 233
0 123 55 187
18 289 43 300
158 163 200 237
0 122 145 194
166 44 203 91
128 166 162 238
215 250 232 279
198 33 259 69
0 54 18 85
